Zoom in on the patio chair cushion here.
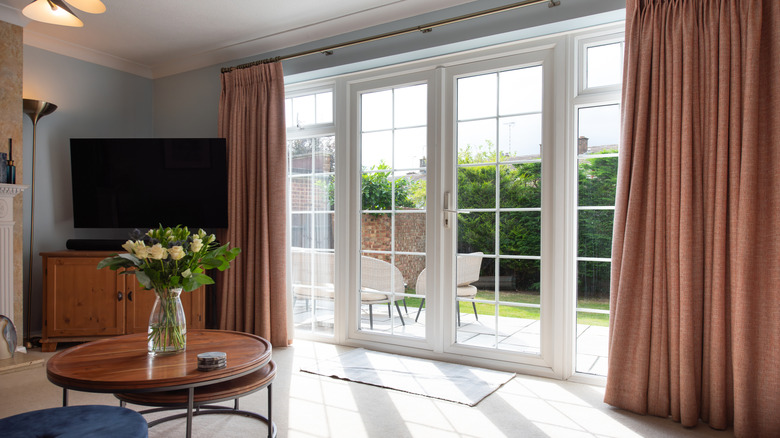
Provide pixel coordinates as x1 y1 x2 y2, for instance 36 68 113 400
0 405 147 438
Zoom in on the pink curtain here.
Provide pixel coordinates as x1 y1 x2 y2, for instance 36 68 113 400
217 62 289 347
606 0 779 436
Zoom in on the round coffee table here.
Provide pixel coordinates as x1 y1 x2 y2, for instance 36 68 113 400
46 329 275 438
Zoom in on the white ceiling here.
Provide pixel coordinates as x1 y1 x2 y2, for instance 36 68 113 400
0 0 476 78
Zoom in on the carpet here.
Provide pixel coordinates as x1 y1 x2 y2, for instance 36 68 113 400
300 348 515 406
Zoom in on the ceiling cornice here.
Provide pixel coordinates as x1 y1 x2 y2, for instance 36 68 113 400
0 3 27 27
23 29 154 78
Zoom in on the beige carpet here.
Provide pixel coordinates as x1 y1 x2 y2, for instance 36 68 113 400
0 340 735 437
301 348 514 406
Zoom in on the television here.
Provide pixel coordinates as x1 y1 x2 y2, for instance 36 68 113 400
70 138 228 229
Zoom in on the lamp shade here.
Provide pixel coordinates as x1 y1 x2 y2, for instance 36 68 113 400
63 0 106 14
22 0 83 27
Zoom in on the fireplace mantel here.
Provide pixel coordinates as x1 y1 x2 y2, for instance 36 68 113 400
0 183 28 327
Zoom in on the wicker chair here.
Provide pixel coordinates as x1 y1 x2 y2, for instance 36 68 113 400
292 250 406 329
414 252 484 325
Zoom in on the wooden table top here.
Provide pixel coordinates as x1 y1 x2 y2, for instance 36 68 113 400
46 330 272 393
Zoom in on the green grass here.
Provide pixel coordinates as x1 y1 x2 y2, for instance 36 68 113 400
402 290 610 327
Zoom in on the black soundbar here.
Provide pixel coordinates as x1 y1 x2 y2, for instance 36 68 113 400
66 239 126 251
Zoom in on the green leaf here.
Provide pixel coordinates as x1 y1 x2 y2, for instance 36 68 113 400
135 270 152 289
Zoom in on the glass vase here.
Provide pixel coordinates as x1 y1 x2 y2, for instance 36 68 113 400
147 287 187 356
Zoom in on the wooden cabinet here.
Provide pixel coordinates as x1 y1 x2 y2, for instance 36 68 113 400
41 251 205 352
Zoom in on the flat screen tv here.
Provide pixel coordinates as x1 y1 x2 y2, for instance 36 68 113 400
70 138 228 229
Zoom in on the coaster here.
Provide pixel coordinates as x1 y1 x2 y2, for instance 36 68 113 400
197 351 227 371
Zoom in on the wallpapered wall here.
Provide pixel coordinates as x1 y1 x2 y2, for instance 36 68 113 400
0 21 24 344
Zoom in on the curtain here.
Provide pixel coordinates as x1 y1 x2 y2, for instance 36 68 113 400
217 62 289 347
606 0 779 436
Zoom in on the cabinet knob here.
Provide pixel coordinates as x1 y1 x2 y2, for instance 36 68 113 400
117 291 123 301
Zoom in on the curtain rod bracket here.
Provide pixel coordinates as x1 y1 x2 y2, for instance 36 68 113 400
420 27 433 34
322 50 334 56
548 0 560 7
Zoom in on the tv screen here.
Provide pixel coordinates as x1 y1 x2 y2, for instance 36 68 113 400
70 138 228 229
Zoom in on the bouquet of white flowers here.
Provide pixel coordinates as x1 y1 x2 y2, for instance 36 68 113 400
98 225 240 355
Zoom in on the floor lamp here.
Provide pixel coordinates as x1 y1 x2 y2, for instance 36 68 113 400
22 98 57 348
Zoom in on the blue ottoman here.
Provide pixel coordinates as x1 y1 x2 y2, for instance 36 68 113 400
0 405 147 438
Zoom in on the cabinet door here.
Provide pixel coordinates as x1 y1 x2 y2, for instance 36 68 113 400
126 283 205 334
45 256 125 337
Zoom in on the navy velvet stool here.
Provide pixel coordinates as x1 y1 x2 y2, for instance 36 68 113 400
0 405 147 438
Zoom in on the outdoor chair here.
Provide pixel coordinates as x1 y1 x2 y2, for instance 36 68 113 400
414 252 484 326
292 249 406 329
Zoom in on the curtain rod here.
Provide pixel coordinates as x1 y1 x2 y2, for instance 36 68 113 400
221 0 560 73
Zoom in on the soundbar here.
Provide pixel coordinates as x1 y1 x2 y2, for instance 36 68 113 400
66 239 126 251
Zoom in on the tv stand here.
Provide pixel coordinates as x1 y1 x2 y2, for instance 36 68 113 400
66 239 126 251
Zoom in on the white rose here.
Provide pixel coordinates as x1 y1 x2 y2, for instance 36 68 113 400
134 242 149 259
148 243 167 260
182 269 192 278
169 245 185 260
191 237 203 252
121 240 134 254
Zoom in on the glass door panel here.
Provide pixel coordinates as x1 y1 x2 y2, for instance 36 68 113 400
359 83 427 339
575 103 619 375
289 135 336 335
455 65 543 355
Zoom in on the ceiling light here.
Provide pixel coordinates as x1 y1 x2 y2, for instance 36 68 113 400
22 0 106 28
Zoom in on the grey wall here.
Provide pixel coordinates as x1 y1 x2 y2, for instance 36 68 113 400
22 46 153 336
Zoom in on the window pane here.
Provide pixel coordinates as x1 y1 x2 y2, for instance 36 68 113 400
457 73 497 120
499 163 541 209
393 174 426 210
498 258 540 301
313 213 334 249
499 114 542 160
394 127 426 171
576 311 608 375
578 210 614 259
577 260 611 306
499 212 541 256
578 156 618 206
586 43 622 88
498 305 540 354
458 119 497 160
499 66 542 115
290 176 311 211
578 105 620 152
457 166 495 209
395 213 426 253
313 136 335 174
291 95 316 127
457 212 495 255
394 84 427 128
362 131 393 169
285 98 293 128
362 213 391 251
291 213 311 248
312 175 334 211
316 92 333 124
362 90 392 131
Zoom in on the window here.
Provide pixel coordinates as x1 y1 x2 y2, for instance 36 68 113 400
285 26 624 380
287 91 336 336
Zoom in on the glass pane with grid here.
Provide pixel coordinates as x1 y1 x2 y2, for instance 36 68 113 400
359 83 427 337
455 65 543 354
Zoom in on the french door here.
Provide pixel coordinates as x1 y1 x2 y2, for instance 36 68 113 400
349 50 555 367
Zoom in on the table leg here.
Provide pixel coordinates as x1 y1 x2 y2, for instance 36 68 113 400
268 383 273 438
186 387 194 438
62 389 68 407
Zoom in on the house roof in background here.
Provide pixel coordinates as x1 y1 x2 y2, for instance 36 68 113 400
0 0 477 79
